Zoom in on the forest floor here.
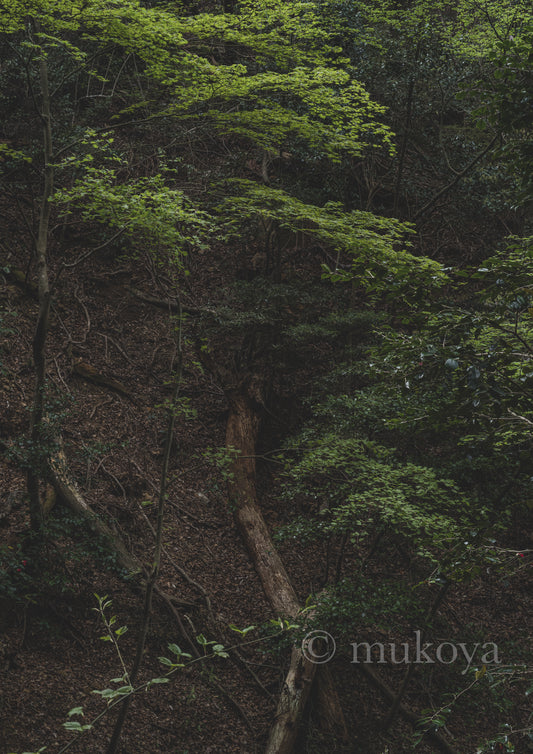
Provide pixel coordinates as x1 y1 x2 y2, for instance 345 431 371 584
0 234 532 754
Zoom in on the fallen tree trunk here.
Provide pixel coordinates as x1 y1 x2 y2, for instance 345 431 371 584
225 385 346 754
49 444 140 576
49 444 204 646
128 286 215 316
1 433 196 616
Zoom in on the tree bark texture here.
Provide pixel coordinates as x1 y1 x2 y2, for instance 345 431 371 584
225 385 346 754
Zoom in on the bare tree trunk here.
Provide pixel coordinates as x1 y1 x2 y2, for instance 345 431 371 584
225 385 346 753
106 305 184 754
393 38 421 217
226 391 299 614
27 46 54 530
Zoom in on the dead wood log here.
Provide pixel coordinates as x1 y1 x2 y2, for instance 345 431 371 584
225 387 346 754
128 286 215 316
226 391 297 614
49 445 140 576
73 359 138 405
50 446 205 654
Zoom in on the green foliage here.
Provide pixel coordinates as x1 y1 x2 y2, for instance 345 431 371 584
320 0 532 61
472 21 533 206
0 0 393 161
202 68 393 158
285 309 384 344
297 237 531 533
0 0 402 324
220 180 446 299
175 1 394 157
280 428 473 558
374 236 533 463
0 544 34 603
314 0 531 218
1 1 531 750
55 167 214 257
203 445 240 482
229 623 257 636
195 633 229 658
309 575 423 635
183 0 336 67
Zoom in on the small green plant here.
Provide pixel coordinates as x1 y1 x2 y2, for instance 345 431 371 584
413 668 486 747
203 445 241 483
195 633 229 658
91 594 132 703
5 597 300 754
0 544 33 603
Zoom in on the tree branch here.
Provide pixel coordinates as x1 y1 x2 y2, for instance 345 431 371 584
414 134 499 222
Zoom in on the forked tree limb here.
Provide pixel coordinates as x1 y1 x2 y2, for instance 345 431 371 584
413 133 499 221
358 663 460 754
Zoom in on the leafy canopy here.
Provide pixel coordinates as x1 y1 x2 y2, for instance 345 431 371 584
0 0 393 160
